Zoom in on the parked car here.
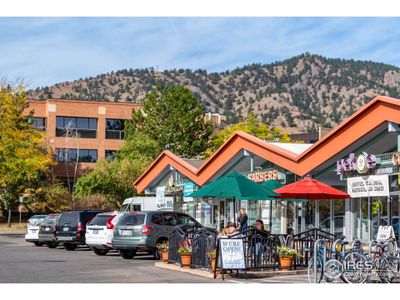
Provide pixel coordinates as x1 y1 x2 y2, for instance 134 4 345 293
55 210 103 250
112 211 203 259
86 211 123 255
25 215 47 246
38 214 60 248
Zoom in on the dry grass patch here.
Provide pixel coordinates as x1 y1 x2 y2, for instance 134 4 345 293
0 223 27 232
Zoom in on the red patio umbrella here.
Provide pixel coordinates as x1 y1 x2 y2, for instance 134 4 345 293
274 177 349 200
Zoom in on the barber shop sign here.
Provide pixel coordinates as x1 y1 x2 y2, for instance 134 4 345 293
337 152 377 175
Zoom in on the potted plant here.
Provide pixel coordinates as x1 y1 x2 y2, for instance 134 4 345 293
277 246 302 271
177 237 192 269
156 241 169 263
207 249 217 273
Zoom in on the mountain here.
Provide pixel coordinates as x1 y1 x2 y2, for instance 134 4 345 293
29 53 400 133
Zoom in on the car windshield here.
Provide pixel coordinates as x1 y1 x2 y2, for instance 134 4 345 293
58 212 78 225
118 214 145 226
88 215 113 226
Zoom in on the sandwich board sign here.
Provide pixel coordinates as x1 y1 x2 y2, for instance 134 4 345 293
219 238 246 269
377 226 395 242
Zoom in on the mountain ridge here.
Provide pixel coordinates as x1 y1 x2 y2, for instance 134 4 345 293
29 53 400 133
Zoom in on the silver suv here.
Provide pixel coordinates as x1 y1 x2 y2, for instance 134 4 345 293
112 211 201 259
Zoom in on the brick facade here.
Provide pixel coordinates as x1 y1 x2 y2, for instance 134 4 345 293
25 99 141 179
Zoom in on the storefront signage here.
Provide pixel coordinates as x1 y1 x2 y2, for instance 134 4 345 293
219 238 246 269
166 174 184 193
375 166 394 176
247 170 279 183
183 182 195 202
337 152 376 175
347 175 389 198
377 226 395 242
155 186 172 210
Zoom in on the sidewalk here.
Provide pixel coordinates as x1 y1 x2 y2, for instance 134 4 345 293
155 262 307 280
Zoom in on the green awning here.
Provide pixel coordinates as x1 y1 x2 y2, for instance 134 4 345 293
190 171 278 200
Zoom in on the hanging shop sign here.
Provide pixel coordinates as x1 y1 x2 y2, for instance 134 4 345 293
247 170 280 183
156 186 173 210
347 175 389 198
219 238 246 270
337 152 376 175
165 174 184 193
183 182 195 202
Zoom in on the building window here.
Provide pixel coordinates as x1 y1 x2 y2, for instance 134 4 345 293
56 116 97 138
105 150 117 161
55 148 98 163
106 119 125 139
30 117 46 131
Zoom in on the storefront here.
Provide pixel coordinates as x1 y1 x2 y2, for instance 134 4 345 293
134 96 400 240
337 151 400 242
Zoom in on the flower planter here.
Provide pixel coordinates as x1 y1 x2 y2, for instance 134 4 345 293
210 257 216 271
180 253 192 269
279 256 293 271
161 250 169 263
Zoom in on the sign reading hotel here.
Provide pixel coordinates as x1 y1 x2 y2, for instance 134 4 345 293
347 175 389 198
219 238 246 269
247 170 279 183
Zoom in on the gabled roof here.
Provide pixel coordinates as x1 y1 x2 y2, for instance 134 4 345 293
134 96 400 193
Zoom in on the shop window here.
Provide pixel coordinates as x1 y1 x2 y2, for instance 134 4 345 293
106 119 125 139
55 148 98 163
56 116 97 138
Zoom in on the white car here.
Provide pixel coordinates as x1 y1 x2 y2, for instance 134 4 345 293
86 211 123 255
25 215 47 246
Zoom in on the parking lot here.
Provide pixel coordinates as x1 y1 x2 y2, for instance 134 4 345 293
0 233 218 283
0 233 313 283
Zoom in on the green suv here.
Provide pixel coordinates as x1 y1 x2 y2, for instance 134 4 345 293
112 211 200 259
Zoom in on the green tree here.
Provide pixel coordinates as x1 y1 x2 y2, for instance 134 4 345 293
74 133 161 207
205 114 291 157
125 84 214 158
27 183 71 213
0 85 53 226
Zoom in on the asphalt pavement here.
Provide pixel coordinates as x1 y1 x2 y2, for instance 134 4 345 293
0 233 216 283
0 233 312 283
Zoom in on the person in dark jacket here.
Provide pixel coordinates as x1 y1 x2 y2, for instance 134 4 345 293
252 219 269 267
237 208 248 233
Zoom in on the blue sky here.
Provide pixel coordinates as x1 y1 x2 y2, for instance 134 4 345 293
2 17 400 88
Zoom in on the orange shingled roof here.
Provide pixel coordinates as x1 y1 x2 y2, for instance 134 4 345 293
134 96 400 193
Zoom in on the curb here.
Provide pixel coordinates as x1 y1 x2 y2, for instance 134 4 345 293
0 231 25 236
155 262 307 280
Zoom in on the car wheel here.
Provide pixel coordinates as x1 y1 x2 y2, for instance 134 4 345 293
64 243 78 251
46 242 59 249
93 248 109 256
34 242 44 247
119 249 136 259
